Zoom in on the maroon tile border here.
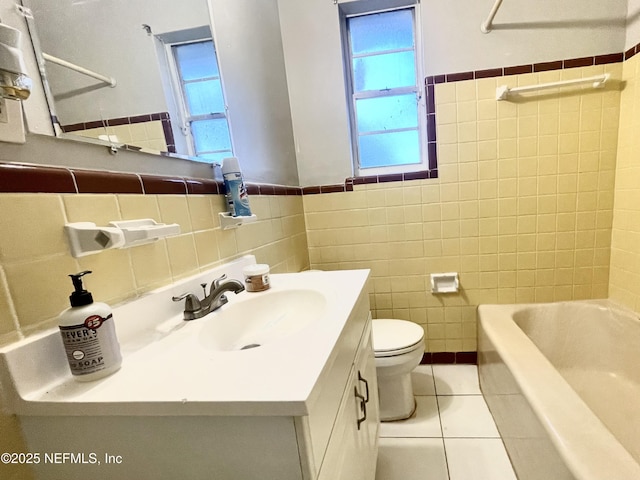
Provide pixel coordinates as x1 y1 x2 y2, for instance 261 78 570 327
0 163 76 193
302 169 439 194
73 170 143 194
60 111 177 154
421 351 478 365
140 175 188 195
0 162 303 197
186 179 222 195
60 112 171 133
432 51 626 85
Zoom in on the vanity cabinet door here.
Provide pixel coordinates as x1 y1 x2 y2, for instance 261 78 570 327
317 322 379 480
353 327 379 479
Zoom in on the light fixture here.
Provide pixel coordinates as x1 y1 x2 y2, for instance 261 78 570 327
0 23 31 100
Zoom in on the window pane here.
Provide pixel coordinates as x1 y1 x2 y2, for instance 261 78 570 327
174 41 219 81
191 119 231 153
349 9 414 55
184 79 225 115
197 151 232 163
353 51 415 92
359 130 420 168
356 94 417 133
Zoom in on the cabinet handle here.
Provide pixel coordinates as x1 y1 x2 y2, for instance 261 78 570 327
354 386 367 430
358 371 369 403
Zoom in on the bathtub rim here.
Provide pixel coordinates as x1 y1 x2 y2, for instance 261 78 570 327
478 300 640 480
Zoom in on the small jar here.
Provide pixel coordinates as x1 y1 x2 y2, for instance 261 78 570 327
243 264 270 292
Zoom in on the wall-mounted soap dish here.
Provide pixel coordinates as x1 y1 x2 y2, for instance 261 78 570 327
219 212 258 230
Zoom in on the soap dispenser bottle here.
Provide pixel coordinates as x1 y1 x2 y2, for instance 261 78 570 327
58 271 122 382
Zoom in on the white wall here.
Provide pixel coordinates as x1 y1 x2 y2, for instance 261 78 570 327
422 0 627 75
279 0 629 186
278 0 354 188
208 0 298 186
626 0 640 50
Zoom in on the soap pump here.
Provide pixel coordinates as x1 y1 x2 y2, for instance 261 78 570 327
58 271 122 382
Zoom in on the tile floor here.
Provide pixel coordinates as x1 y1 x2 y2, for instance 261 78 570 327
375 364 517 480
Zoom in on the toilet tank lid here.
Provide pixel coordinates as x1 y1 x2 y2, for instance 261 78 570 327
372 319 424 352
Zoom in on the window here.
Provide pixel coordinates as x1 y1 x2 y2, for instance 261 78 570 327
171 40 233 163
344 7 426 176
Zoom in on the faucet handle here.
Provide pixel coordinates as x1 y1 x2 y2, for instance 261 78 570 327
213 274 227 289
171 293 202 312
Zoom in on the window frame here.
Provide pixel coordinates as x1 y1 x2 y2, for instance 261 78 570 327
342 4 428 177
164 37 234 162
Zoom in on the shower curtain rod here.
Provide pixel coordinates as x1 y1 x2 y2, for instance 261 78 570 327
42 53 117 88
481 0 504 33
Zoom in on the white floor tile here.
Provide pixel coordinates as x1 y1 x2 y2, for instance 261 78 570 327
411 364 436 395
376 437 448 480
438 395 500 438
445 438 517 480
379 396 442 438
433 364 481 395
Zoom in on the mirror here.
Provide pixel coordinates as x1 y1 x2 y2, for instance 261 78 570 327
18 0 299 186
23 0 215 159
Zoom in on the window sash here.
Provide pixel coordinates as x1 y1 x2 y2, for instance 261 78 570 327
169 40 233 161
344 6 426 176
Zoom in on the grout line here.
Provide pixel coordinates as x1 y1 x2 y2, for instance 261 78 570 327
435 395 452 480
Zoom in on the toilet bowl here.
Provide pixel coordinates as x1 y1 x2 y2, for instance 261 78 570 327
372 319 425 421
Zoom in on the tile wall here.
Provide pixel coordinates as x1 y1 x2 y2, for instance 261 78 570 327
73 120 169 153
0 166 308 480
61 112 175 154
610 53 640 312
0 189 309 346
305 62 621 353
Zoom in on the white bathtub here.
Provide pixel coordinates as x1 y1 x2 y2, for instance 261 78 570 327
478 300 640 480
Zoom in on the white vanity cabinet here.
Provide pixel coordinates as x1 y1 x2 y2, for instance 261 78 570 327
293 285 380 480
2 264 378 480
316 320 379 480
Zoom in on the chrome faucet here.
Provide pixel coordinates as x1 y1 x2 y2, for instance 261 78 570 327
172 274 245 321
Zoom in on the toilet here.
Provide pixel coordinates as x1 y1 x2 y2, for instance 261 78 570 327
372 319 425 421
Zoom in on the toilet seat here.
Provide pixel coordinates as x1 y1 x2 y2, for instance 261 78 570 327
372 319 424 358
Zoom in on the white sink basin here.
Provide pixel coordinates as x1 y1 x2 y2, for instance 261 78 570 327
198 289 327 351
0 255 371 417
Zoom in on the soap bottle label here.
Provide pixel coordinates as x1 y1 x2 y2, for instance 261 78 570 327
59 314 122 377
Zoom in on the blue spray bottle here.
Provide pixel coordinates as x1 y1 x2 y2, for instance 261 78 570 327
221 157 252 217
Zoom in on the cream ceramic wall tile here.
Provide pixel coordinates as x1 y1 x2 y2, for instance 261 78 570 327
186 196 215 231
4 254 79 329
215 229 238 259
63 194 121 225
129 241 172 291
0 195 68 262
157 195 193 233
210 195 227 228
0 267 17 337
77 249 136 305
166 234 199 279
117 195 160 220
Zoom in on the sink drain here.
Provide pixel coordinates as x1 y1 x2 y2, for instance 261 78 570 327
240 343 261 350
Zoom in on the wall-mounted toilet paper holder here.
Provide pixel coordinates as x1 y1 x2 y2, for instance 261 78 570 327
430 273 459 294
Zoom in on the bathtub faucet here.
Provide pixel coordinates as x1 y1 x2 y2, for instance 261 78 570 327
172 274 245 321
